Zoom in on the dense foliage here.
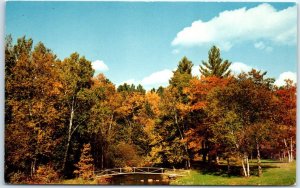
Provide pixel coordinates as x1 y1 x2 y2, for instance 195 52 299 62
5 36 296 183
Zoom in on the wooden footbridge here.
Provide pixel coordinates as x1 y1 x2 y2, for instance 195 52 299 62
94 167 186 178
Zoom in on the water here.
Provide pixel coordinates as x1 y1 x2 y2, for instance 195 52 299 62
108 174 170 185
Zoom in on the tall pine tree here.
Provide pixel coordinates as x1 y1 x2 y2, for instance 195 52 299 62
200 45 231 78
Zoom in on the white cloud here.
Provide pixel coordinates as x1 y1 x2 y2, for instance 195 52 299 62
254 41 265 49
172 49 180 54
92 60 109 72
254 41 273 52
172 3 296 51
117 70 174 90
274 72 297 87
230 62 253 75
192 65 201 77
141 69 173 86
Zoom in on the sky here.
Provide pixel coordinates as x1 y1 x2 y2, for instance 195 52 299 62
6 1 297 90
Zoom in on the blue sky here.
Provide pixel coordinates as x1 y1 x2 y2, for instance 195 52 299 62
6 2 297 90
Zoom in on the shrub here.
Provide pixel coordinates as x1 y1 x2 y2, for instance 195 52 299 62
32 164 60 184
9 171 29 184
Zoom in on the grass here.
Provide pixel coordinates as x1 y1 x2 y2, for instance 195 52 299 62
171 160 296 186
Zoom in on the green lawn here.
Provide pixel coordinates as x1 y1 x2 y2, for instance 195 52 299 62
171 160 296 186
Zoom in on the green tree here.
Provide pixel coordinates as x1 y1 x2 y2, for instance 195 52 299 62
149 57 194 168
200 45 231 77
169 56 193 90
58 53 94 174
136 84 146 94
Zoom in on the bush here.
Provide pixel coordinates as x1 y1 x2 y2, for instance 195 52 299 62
32 164 60 184
9 171 29 184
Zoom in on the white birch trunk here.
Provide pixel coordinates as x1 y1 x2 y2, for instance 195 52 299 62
62 97 75 171
283 138 291 162
256 142 262 177
290 137 293 162
241 157 247 177
246 155 250 177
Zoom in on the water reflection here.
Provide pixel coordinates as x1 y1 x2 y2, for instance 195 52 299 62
109 174 170 185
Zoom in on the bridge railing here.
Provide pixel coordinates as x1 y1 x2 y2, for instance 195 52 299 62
94 167 187 177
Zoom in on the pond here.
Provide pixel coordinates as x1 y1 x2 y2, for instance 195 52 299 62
108 174 171 185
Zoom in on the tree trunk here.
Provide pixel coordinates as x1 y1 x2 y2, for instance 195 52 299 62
256 142 262 177
241 156 247 177
246 155 250 177
30 159 36 177
227 157 231 175
290 137 293 162
216 155 220 165
208 155 212 163
62 97 75 172
279 152 282 161
101 145 104 169
174 112 190 169
203 151 207 162
283 138 291 162
186 155 191 169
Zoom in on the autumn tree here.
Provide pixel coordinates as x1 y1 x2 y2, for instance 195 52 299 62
5 36 296 183
205 70 277 177
74 143 94 180
5 37 63 181
274 80 296 163
114 88 149 157
184 76 231 163
200 45 231 77
87 74 120 169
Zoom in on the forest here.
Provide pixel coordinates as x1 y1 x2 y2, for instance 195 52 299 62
5 36 296 184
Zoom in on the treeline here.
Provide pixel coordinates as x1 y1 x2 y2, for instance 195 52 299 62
5 36 296 183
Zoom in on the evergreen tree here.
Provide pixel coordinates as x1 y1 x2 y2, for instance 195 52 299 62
74 143 94 180
169 56 193 90
136 84 146 94
156 86 164 97
200 45 231 78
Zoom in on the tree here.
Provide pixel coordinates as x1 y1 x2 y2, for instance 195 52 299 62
58 53 94 174
274 80 296 163
5 37 63 180
148 57 194 168
74 143 94 180
170 56 193 90
205 70 277 177
184 76 231 164
200 45 231 78
87 74 119 169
